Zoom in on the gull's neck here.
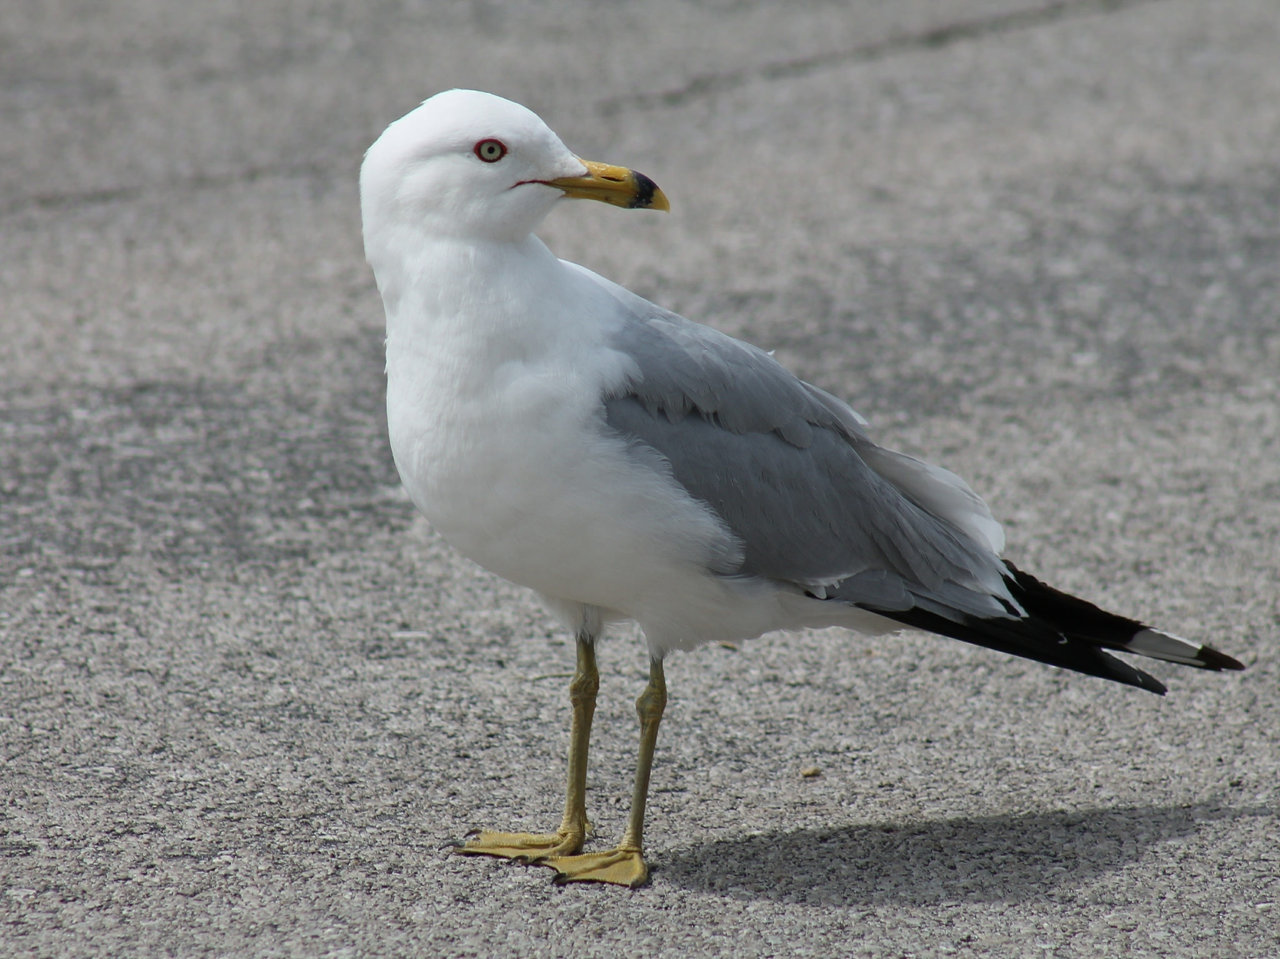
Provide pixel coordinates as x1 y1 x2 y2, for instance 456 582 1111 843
378 229 615 405
381 232 570 347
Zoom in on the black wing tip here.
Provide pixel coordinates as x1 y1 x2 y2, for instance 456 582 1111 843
1004 562 1247 678
1131 668 1168 696
1096 647 1167 695
873 605 1173 694
1195 645 1246 672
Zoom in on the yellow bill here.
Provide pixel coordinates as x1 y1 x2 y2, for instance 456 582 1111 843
548 159 670 211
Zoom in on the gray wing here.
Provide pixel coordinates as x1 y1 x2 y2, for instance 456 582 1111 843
582 269 1241 695
601 301 1016 622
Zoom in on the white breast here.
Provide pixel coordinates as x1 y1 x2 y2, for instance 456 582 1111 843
382 240 740 627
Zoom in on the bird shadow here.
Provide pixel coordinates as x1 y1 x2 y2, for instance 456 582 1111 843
657 802 1267 903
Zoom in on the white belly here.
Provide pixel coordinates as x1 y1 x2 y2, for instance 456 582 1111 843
386 342 738 625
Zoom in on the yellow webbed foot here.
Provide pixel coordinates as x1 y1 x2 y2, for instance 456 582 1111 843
453 827 584 862
541 847 649 887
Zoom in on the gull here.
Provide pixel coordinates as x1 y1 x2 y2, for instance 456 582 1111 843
359 89 1244 888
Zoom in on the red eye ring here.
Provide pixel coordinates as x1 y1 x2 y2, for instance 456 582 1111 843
474 138 507 163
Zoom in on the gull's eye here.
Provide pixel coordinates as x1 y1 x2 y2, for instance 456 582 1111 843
474 139 508 163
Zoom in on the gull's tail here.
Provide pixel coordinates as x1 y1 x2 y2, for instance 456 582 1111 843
873 562 1245 695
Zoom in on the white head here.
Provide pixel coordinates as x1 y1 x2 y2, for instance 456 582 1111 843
360 89 667 264
361 90 584 245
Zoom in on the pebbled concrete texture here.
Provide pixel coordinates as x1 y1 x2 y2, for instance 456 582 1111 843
2 1 1277 956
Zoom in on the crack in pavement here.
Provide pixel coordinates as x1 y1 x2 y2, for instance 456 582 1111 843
594 0 1167 113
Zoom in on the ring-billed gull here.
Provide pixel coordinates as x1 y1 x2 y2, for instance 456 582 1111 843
359 89 1244 888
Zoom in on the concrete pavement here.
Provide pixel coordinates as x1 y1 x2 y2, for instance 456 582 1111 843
2 1 1277 955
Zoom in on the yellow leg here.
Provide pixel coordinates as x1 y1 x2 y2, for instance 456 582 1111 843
543 657 666 888
454 634 598 861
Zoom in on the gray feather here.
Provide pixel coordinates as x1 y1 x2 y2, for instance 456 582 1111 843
600 302 1015 622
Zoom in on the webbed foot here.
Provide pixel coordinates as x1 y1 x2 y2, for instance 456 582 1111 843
453 827 584 862
541 847 649 887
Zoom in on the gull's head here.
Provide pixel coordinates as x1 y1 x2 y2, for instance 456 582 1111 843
360 89 667 251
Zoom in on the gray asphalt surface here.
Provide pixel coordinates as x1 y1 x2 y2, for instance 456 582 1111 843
2 1 1278 956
